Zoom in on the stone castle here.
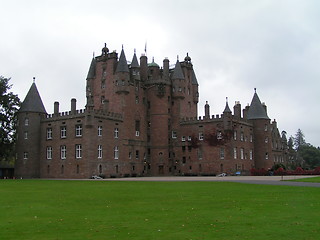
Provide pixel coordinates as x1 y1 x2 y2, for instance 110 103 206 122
15 44 287 178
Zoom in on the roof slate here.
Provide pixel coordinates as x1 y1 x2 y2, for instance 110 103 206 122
116 48 129 73
19 83 46 114
86 58 96 79
172 60 185 80
247 92 269 120
130 52 140 68
191 69 198 85
223 101 232 113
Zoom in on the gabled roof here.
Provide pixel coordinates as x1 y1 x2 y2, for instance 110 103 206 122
130 52 140 68
191 69 198 85
172 60 185 80
19 82 46 114
86 58 96 79
247 91 269 120
116 48 129 73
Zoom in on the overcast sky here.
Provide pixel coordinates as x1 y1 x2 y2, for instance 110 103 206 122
2 0 320 147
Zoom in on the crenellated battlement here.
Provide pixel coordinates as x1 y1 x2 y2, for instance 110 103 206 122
180 114 224 124
45 108 122 121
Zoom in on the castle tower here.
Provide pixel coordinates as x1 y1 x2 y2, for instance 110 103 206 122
247 89 273 169
15 81 47 178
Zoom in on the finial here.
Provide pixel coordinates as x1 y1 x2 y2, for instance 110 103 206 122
177 55 179 61
93 52 95 58
134 48 136 54
226 97 228 103
254 88 257 93
104 43 107 47
122 44 124 50
33 77 35 83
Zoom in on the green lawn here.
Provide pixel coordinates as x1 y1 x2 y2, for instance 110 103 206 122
0 180 319 240
289 176 320 183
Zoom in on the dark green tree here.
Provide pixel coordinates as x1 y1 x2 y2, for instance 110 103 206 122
0 76 20 161
294 128 306 150
299 144 320 169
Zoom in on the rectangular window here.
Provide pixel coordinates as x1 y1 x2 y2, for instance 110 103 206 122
47 128 52 139
135 150 139 159
47 146 52 159
114 146 119 159
24 118 29 126
60 126 67 138
75 144 82 159
217 131 222 140
240 148 244 160
75 125 82 137
233 148 237 159
129 152 132 159
250 134 253 142
24 131 28 139
240 132 244 141
233 131 237 140
265 152 269 160
114 128 119 138
250 150 253 160
181 136 186 142
172 131 177 139
98 126 102 136
199 132 204 141
220 148 225 159
23 152 28 159
60 145 66 159
98 145 102 158
188 136 192 141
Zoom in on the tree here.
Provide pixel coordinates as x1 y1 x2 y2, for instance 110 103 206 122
0 76 20 160
294 128 306 150
299 144 320 169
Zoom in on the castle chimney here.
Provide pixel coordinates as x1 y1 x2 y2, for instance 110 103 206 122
262 102 267 115
54 101 59 116
163 58 169 80
140 54 148 81
243 105 249 119
234 101 241 119
204 101 210 119
71 98 77 114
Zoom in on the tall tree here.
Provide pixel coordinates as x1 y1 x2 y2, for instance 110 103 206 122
0 76 20 160
294 128 306 150
299 144 320 169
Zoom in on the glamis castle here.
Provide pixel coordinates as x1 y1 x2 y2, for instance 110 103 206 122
15 44 287 178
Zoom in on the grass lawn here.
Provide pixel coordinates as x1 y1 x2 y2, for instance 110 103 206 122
0 180 319 240
288 176 320 183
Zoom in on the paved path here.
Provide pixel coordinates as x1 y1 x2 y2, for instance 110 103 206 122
101 175 320 187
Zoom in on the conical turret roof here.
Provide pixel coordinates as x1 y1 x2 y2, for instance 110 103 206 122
247 90 269 120
223 100 232 114
130 52 140 68
172 60 184 80
86 57 96 79
19 82 46 113
116 48 129 73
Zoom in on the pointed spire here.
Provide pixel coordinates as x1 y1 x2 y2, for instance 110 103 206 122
131 50 140 68
247 89 270 120
223 97 232 113
172 59 184 80
116 48 129 73
19 81 46 113
86 57 96 79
